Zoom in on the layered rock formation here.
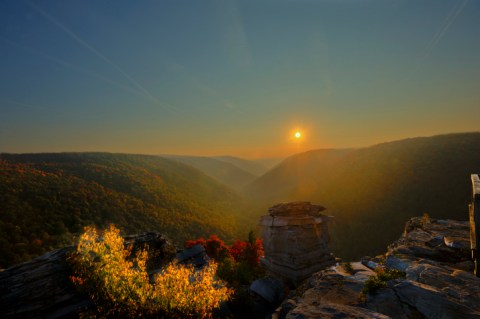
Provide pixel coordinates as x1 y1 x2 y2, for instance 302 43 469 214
0 232 177 319
260 202 336 286
274 216 480 319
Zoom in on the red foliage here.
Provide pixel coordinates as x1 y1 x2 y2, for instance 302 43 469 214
185 235 230 261
185 237 206 248
243 238 264 266
205 235 230 260
185 234 264 265
229 240 247 262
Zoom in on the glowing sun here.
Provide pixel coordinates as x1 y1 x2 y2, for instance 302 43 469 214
294 131 302 139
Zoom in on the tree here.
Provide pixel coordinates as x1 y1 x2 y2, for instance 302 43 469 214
70 225 232 318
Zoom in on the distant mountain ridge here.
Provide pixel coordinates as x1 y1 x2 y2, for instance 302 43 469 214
244 132 480 259
213 156 274 176
2 132 479 266
0 152 249 268
159 154 281 190
161 155 258 189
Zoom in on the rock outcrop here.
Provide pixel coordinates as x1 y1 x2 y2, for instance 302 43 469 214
175 243 210 268
274 217 480 319
3 210 480 319
0 232 177 319
260 202 336 286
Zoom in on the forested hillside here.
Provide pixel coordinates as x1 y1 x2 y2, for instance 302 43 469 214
245 132 480 260
0 153 250 268
213 156 272 176
2 133 479 268
162 155 258 189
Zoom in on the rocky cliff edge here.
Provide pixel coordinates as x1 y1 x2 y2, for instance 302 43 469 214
1 217 479 319
273 216 480 319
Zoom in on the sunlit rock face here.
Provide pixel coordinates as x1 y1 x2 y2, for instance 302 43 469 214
273 217 480 319
260 201 336 286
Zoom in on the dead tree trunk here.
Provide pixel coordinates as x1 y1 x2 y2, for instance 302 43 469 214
470 174 480 277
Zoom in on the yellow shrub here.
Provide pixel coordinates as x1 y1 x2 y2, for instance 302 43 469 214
69 225 232 318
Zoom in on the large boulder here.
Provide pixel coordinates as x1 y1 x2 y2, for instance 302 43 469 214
249 277 286 318
249 277 285 304
175 243 210 268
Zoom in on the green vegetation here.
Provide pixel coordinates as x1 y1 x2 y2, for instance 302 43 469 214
244 132 480 260
342 262 355 275
362 267 406 296
0 153 251 268
69 225 232 318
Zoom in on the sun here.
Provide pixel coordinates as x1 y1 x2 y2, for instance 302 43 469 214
294 131 302 139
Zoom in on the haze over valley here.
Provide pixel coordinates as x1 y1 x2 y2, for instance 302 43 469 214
1 0 480 275
1 132 479 268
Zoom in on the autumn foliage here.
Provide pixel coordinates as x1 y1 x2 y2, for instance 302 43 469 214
69 225 232 318
0 153 248 269
185 231 264 285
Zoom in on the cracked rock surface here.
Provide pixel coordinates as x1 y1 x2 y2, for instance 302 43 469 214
273 217 480 319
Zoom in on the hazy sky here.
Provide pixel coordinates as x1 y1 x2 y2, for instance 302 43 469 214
1 0 479 158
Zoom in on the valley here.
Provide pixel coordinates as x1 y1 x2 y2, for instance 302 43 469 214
1 132 480 267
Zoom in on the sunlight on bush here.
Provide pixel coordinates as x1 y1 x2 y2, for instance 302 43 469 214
69 225 232 318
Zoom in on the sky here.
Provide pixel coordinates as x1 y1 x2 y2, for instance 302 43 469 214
0 0 479 158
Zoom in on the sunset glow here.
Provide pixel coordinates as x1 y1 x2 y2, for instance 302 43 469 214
0 1 479 158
